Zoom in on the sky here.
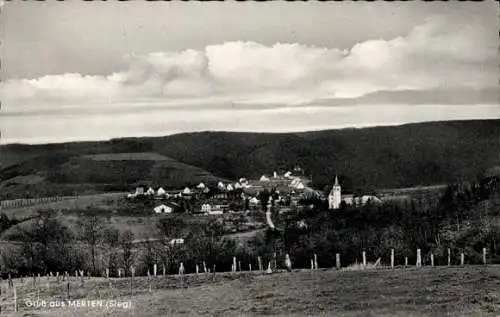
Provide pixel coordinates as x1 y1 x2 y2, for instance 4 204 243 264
0 1 498 144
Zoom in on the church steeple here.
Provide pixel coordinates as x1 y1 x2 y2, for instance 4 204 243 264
329 174 342 210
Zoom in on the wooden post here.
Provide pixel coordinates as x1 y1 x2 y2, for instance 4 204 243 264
163 264 166 276
13 286 17 312
130 266 135 296
196 264 199 275
483 248 487 265
249 263 252 272
405 257 408 267
233 257 237 273
335 253 341 269
80 270 84 287
273 252 277 270
310 259 314 270
212 265 216 281
56 272 60 284
448 248 451 266
431 253 434 267
362 251 367 268
118 268 122 278
314 254 318 269
106 268 109 279
154 263 157 277
67 280 70 299
258 256 263 271
416 249 421 267
461 253 464 266
8 273 12 289
238 261 241 272
203 261 207 274
391 249 394 268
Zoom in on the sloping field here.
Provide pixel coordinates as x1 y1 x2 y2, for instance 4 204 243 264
3 266 499 316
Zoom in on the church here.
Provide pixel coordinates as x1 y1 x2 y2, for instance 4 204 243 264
328 175 383 209
328 175 342 209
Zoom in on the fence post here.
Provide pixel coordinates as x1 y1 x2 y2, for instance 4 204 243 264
14 286 17 312
56 272 60 284
405 257 408 267
154 264 157 277
130 266 135 296
212 265 216 281
273 252 277 270
232 257 237 273
391 249 394 268
163 264 166 276
314 254 318 269
448 248 451 266
483 248 487 265
118 268 122 278
203 261 207 274
258 256 263 271
430 253 434 267
310 259 314 270
238 261 241 272
336 253 341 270
249 263 252 272
67 280 70 299
362 251 367 268
80 270 84 287
106 268 109 279
416 249 421 267
196 264 199 276
461 253 464 266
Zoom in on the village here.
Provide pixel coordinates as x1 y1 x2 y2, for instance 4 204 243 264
125 166 383 234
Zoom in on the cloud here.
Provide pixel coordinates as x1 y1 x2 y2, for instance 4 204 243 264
0 14 496 112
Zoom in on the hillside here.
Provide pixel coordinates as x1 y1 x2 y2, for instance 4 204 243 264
0 119 498 199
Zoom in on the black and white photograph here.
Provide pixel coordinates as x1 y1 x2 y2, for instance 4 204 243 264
0 1 499 316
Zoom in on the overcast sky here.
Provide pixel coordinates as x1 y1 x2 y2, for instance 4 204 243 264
0 1 498 144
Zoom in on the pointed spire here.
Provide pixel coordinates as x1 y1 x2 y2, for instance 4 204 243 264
334 175 339 186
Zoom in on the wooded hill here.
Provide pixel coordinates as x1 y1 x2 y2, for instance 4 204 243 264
0 119 498 199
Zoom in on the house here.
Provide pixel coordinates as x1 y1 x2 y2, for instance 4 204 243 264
201 203 211 213
170 238 184 245
196 182 206 189
227 184 234 191
154 204 173 214
157 187 166 196
146 187 155 196
182 187 192 195
260 175 270 182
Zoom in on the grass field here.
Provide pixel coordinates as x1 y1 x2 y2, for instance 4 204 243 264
2 266 499 316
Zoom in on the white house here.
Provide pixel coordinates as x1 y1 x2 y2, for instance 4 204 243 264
170 238 184 245
183 187 192 195
154 204 173 214
146 187 155 196
227 184 234 191
196 182 206 189
260 175 270 182
157 187 166 196
201 203 211 213
217 181 225 189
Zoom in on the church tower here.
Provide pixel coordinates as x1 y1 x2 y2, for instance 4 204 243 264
328 175 342 210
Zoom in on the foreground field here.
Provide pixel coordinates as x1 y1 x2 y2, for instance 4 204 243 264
3 266 500 316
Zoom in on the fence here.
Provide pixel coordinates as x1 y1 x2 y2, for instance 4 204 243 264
0 195 79 209
0 247 492 314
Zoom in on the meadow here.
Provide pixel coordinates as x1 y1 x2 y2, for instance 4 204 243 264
1 266 499 316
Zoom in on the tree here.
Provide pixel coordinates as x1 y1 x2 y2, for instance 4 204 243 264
78 214 106 273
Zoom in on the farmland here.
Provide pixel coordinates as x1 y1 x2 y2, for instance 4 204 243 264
3 266 500 316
